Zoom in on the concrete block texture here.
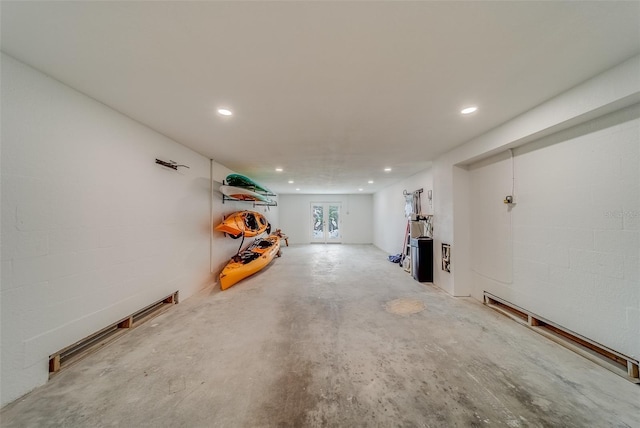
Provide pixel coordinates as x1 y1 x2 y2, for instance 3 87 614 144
1 55 213 406
469 107 640 359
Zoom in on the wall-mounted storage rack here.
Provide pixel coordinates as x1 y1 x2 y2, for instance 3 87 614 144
403 188 423 196
221 194 278 207
221 179 277 207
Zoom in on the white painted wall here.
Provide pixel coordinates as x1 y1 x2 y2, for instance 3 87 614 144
372 168 433 255
430 55 640 358
0 55 214 406
432 55 640 297
468 105 639 358
278 194 371 244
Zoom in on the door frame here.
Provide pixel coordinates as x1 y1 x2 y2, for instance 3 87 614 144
310 202 342 243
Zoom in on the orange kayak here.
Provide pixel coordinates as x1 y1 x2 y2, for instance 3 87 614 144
215 210 270 238
219 234 281 290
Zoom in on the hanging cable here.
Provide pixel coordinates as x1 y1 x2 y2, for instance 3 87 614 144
237 233 246 255
510 148 515 198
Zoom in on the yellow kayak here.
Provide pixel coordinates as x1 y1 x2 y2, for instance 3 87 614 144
219 234 281 290
215 210 270 238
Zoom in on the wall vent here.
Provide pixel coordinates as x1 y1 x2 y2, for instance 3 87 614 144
484 292 639 384
49 291 178 376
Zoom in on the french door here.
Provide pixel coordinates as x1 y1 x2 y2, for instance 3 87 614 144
311 203 341 243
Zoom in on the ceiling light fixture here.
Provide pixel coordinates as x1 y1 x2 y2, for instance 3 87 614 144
295 188 300 191
217 108 233 116
288 180 294 184
368 180 374 184
460 106 478 115
275 168 283 172
358 188 363 192
384 167 392 172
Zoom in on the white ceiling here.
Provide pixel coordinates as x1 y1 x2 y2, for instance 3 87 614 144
2 1 639 194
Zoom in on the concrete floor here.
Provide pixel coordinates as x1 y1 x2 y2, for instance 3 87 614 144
1 244 638 427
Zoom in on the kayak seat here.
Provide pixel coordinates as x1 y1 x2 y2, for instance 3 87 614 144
256 240 273 249
238 252 260 264
245 213 258 230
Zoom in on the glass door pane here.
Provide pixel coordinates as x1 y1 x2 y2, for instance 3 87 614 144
311 203 341 243
312 204 325 241
327 204 341 242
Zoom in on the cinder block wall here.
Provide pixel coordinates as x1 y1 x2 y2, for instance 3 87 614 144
1 54 214 406
431 55 640 299
468 104 639 359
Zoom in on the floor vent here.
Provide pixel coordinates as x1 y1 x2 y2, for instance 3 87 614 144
484 292 639 384
49 291 178 376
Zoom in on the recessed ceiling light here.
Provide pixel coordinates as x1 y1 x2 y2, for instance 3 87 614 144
217 108 233 116
295 188 300 191
384 167 392 172
288 180 294 184
275 168 283 172
368 180 374 184
358 188 363 191
460 106 478 115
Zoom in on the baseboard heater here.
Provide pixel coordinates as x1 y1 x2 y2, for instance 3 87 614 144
49 291 179 376
483 291 639 384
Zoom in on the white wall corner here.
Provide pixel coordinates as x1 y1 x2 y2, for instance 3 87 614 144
432 54 640 298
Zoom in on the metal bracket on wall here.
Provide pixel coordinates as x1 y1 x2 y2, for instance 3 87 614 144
156 159 190 170
403 188 423 196
221 194 278 207
221 180 278 207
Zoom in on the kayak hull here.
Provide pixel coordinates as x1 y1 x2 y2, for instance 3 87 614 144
225 173 273 195
220 185 274 204
214 210 269 238
220 234 281 290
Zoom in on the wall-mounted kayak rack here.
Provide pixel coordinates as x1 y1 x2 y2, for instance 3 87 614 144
220 174 277 207
221 194 278 207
